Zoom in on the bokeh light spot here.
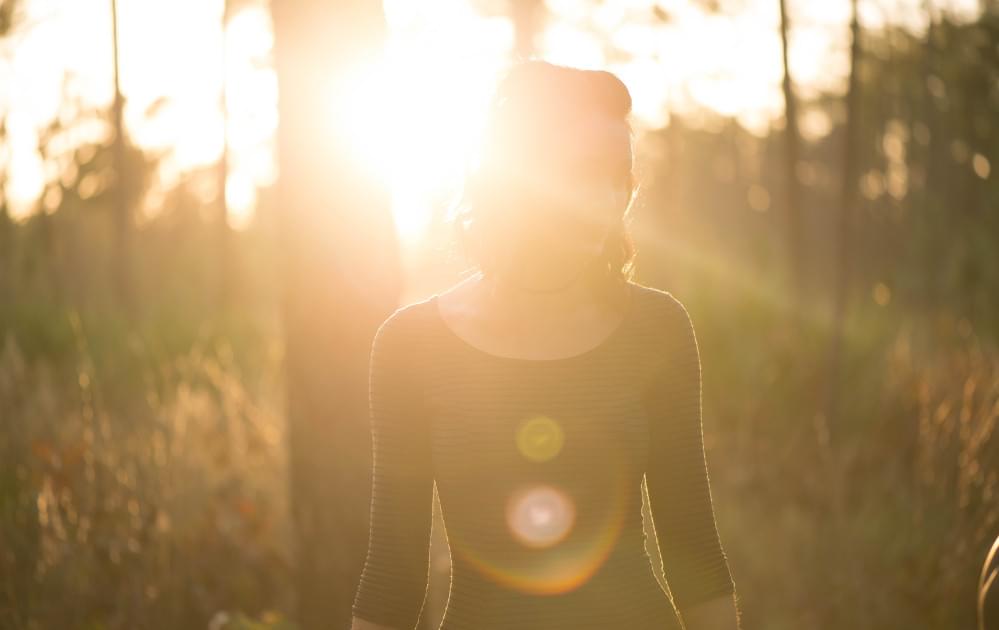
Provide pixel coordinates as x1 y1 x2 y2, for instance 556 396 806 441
516 415 565 463
506 484 575 548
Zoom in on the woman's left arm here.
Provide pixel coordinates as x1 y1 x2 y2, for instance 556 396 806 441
643 295 740 630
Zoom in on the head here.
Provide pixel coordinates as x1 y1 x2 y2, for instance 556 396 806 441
449 60 639 302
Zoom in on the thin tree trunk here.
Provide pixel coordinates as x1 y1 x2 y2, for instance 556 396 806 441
217 0 233 307
0 147 10 301
510 0 543 59
920 0 942 340
822 0 861 449
778 0 804 308
817 5 863 620
110 0 132 313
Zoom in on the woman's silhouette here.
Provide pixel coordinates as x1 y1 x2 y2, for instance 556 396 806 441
351 60 740 630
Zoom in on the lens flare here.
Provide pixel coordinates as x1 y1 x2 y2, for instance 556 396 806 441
506 484 575 548
446 412 636 597
450 465 631 596
516 415 565 463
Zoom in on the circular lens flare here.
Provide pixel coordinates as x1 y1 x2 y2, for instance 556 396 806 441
516 415 565 463
506 484 575 548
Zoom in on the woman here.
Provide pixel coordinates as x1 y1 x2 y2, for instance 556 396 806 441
351 60 740 630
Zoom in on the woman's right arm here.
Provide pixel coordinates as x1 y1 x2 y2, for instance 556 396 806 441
351 310 435 630
641 295 738 623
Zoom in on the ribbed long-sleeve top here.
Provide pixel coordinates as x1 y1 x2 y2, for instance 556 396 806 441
352 281 736 630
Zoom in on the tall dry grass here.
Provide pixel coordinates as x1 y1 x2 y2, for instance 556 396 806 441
706 296 999 630
0 310 295 630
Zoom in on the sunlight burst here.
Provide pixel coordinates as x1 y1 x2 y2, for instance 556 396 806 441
336 5 513 244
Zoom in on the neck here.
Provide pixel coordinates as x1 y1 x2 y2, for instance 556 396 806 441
479 263 598 319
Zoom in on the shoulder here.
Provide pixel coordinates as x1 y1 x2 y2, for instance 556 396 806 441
625 282 701 382
631 282 687 312
628 282 697 338
371 296 437 354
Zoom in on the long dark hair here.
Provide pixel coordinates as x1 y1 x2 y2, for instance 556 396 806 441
446 60 639 305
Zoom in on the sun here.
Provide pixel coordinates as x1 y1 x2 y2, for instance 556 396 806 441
334 8 514 244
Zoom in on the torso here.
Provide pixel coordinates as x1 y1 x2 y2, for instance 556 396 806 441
352 280 719 630
420 281 684 629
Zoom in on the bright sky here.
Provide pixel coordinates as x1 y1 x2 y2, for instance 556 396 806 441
0 0 983 239
1 0 276 227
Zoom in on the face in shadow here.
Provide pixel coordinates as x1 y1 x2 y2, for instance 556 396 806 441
493 111 634 283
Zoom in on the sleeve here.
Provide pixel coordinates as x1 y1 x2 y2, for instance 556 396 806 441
642 296 736 614
352 313 435 629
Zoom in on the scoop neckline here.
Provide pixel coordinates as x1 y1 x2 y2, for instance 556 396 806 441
430 281 638 364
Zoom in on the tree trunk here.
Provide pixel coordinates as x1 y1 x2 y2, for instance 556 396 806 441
110 0 133 313
510 0 544 59
270 2 400 628
217 0 233 307
778 0 804 308
822 0 861 450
